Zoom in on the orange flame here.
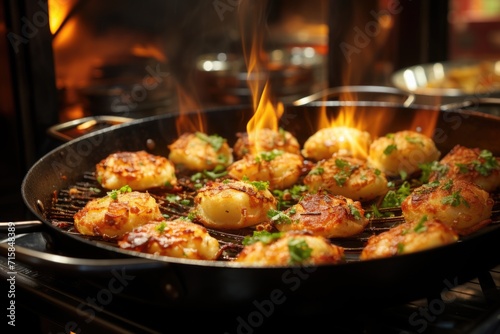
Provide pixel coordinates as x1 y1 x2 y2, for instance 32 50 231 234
175 86 205 135
48 0 76 35
239 0 283 153
131 44 167 63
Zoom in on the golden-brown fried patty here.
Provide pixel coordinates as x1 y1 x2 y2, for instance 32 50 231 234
360 217 458 260
233 128 301 158
428 145 500 192
301 126 372 161
303 155 389 202
367 130 440 178
118 219 220 260
96 150 177 191
74 190 164 238
193 180 277 229
235 231 345 266
227 150 304 190
274 191 369 238
401 178 493 235
168 132 233 172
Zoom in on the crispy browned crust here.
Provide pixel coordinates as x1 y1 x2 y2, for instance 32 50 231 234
118 219 220 260
276 191 369 238
402 179 494 235
429 145 500 192
360 218 458 260
235 232 345 266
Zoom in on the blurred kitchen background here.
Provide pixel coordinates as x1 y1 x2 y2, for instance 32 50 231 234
1 2 500 333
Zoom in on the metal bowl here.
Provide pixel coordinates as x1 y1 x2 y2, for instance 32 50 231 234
195 48 324 105
391 59 500 105
293 85 415 107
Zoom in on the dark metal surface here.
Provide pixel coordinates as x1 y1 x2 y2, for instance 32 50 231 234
1 231 499 333
16 103 500 310
47 115 133 142
292 85 415 107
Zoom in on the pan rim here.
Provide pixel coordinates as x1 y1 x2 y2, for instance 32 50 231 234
21 103 500 269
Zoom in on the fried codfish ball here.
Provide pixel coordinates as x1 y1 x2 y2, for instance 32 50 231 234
118 219 220 260
227 150 303 190
233 128 300 159
401 178 493 236
96 150 177 191
235 231 345 266
193 180 277 229
428 145 500 192
303 155 389 202
301 126 372 161
360 217 459 260
274 191 369 238
168 132 233 172
367 130 440 178
74 190 164 238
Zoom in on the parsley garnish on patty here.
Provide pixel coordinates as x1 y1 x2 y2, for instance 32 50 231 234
107 185 132 200
195 132 224 151
288 238 313 264
242 230 283 245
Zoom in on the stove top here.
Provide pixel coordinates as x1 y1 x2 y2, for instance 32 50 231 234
1 230 499 333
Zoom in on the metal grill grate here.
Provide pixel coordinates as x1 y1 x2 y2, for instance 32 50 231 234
45 171 500 262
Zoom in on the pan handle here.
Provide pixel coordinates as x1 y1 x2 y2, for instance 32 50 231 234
0 220 170 273
0 220 45 233
292 85 415 107
441 97 500 112
0 241 169 273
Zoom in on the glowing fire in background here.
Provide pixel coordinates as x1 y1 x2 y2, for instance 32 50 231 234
48 0 75 35
48 0 170 122
174 87 205 136
235 0 438 161
238 0 286 153
48 0 439 145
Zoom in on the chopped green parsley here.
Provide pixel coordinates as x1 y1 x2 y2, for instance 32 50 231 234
308 166 324 176
242 230 283 246
348 204 362 220
267 208 294 224
413 215 428 233
107 185 132 200
405 136 423 146
380 181 411 208
247 179 270 191
195 132 224 151
383 144 397 155
288 238 313 264
156 221 167 233
256 149 284 163
441 191 470 207
418 161 448 183
333 158 357 187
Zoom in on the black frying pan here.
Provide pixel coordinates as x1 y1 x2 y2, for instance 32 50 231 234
4 103 500 312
